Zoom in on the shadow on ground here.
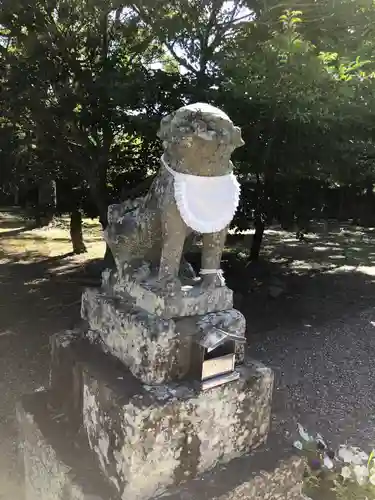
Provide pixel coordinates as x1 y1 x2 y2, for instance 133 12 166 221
0 248 104 498
224 225 375 335
0 254 104 336
1 240 372 342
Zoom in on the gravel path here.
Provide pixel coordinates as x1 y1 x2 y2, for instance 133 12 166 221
250 308 375 451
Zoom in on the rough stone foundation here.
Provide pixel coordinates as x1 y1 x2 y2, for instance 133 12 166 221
81 288 245 385
82 358 273 499
48 332 273 500
101 270 234 319
18 391 305 500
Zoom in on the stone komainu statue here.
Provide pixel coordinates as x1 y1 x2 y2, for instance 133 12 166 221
104 102 244 290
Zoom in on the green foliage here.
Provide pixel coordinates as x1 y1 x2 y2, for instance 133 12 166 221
0 0 375 255
0 0 177 220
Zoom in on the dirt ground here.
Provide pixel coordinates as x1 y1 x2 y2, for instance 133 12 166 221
1 208 375 497
0 209 103 498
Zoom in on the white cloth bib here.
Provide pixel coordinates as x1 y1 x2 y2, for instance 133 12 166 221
161 156 240 234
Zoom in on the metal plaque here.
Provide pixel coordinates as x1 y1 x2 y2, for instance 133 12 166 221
202 353 235 381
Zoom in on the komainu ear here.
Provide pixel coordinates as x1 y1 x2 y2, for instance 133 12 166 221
157 112 175 141
233 126 245 148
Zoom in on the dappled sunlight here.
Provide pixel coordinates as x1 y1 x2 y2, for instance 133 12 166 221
287 260 324 272
357 266 375 276
224 224 375 337
0 215 105 266
326 265 356 274
283 242 299 247
258 226 375 272
229 226 375 280
313 246 335 252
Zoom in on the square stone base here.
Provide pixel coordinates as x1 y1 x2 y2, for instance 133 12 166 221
81 288 245 385
17 391 305 500
82 358 273 499
163 437 306 500
102 269 234 319
48 333 273 499
81 288 188 385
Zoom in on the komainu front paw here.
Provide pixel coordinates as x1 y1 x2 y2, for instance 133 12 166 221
152 275 182 294
200 271 226 289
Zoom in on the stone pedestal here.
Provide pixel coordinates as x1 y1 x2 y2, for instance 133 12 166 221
81 287 191 385
82 359 272 499
102 269 234 319
17 391 117 500
18 390 304 500
46 331 272 499
81 288 245 385
17 278 306 500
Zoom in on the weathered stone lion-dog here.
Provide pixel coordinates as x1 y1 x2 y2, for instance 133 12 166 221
104 103 244 291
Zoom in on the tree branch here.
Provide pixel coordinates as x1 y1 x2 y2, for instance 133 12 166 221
165 42 198 74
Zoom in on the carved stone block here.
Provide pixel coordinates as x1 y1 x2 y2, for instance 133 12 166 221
81 357 273 500
102 270 234 319
81 288 245 385
81 288 192 384
17 391 305 500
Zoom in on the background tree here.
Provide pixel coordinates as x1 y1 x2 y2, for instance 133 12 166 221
0 0 374 263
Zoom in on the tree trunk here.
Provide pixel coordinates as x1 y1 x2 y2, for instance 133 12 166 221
87 175 115 267
13 185 19 206
96 194 115 269
70 210 87 254
247 122 277 262
249 173 268 262
337 186 345 221
250 216 265 261
37 179 57 226
362 178 374 226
